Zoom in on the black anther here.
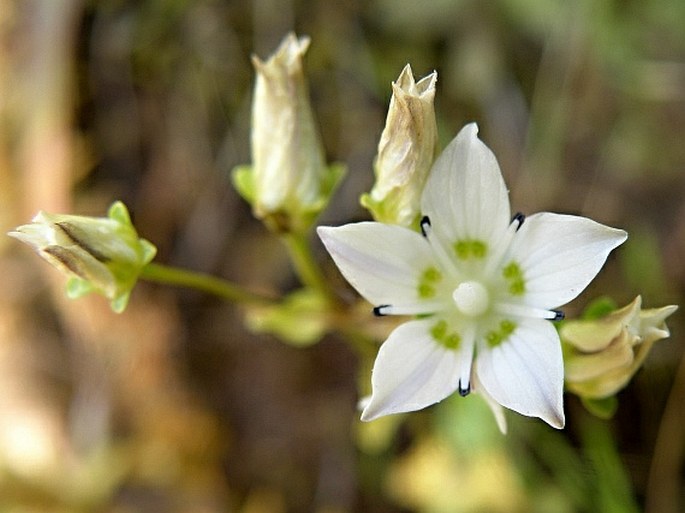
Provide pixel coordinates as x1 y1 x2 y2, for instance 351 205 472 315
373 305 391 317
511 212 525 231
420 216 431 237
458 379 471 397
552 310 565 321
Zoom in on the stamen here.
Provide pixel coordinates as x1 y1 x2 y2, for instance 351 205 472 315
495 302 563 320
552 310 565 321
373 305 390 316
419 215 461 278
458 379 471 396
483 216 521 276
511 212 525 231
420 215 431 237
457 325 475 397
374 301 448 316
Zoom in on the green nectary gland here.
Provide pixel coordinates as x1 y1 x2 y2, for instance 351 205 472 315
454 239 488 260
417 266 442 299
486 319 517 348
430 319 461 349
502 261 525 295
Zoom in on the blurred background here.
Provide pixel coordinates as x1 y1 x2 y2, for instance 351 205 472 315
0 0 683 511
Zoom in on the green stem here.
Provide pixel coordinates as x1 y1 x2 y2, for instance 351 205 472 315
580 415 640 513
140 262 275 305
339 327 377 360
282 232 334 301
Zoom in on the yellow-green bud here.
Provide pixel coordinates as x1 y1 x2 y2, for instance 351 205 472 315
8 201 156 313
562 296 677 399
232 33 344 233
361 64 438 228
244 288 328 347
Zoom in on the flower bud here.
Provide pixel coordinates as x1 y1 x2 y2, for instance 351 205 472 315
562 296 677 399
9 201 156 313
361 64 438 228
232 33 344 233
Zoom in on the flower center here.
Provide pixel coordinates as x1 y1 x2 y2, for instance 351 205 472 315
452 280 489 317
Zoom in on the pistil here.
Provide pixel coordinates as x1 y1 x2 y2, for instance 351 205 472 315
453 280 490 317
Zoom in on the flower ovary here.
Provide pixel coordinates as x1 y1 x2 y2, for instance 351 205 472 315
453 280 489 317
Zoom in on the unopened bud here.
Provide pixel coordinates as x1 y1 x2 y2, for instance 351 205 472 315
233 33 344 233
9 201 156 313
361 64 438 228
562 296 677 399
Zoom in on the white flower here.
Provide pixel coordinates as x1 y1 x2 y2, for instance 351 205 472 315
318 124 627 429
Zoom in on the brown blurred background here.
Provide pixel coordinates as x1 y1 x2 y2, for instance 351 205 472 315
0 1 683 512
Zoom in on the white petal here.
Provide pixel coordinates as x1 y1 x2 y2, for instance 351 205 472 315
317 223 439 310
476 318 565 429
421 123 511 253
361 319 462 421
509 213 627 308
472 370 507 434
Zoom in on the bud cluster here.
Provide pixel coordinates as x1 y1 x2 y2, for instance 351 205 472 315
562 296 677 400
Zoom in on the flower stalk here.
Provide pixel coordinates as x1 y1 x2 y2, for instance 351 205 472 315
139 262 276 306
281 232 335 302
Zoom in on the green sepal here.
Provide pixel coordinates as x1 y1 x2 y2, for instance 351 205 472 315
359 187 420 231
244 288 328 346
232 163 346 235
66 277 95 299
110 291 131 314
108 200 133 225
321 162 347 203
582 296 619 320
360 192 381 219
139 239 157 264
581 395 618 420
294 163 346 232
231 165 256 204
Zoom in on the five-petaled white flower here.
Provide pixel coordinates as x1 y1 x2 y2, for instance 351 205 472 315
318 123 627 429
